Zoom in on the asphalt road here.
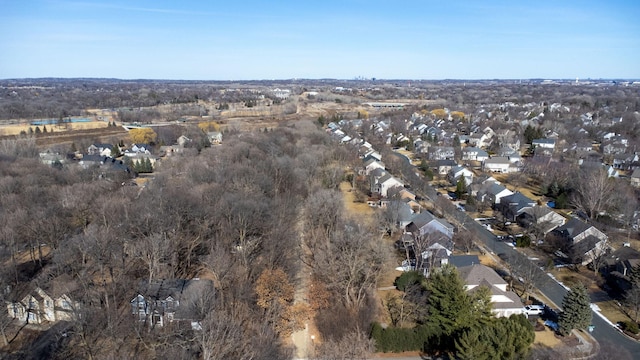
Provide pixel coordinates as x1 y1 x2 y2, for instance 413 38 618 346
390 151 640 357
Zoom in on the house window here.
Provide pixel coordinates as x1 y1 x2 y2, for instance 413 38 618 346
28 312 36 322
62 300 71 310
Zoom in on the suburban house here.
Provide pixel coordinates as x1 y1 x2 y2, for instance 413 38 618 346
475 181 513 205
429 146 455 161
370 171 405 197
604 246 640 291
7 286 79 325
131 278 213 329
462 147 489 162
406 211 455 241
532 138 556 149
363 158 385 175
457 264 526 318
39 151 65 165
87 143 114 157
496 129 521 152
483 157 516 173
449 166 474 186
77 155 132 176
631 168 640 187
386 187 421 212
498 193 536 222
363 150 383 162
417 240 454 277
552 218 609 266
517 206 566 235
381 200 415 229
123 143 153 157
436 159 458 175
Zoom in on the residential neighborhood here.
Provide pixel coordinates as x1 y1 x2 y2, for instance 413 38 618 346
1 77 640 359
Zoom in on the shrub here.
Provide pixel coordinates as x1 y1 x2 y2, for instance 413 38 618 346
394 271 425 292
515 235 531 247
620 321 639 334
370 322 432 353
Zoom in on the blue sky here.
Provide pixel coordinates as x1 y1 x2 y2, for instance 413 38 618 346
1 0 639 80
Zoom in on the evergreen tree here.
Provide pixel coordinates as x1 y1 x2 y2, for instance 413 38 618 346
43 125 48 133
111 144 122 158
455 315 534 360
35 126 41 134
70 142 77 153
455 177 467 199
425 264 491 353
558 283 592 335
144 158 153 172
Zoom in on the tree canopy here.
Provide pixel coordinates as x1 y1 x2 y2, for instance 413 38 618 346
128 127 158 144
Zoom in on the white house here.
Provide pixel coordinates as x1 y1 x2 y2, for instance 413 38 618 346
462 147 489 162
363 158 385 175
449 166 474 186
483 157 515 173
532 138 556 149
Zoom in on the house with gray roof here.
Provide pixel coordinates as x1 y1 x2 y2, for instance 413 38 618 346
477 182 513 205
457 264 526 318
552 218 609 266
532 138 556 149
462 147 489 162
483 156 517 173
499 193 536 221
406 211 454 241
131 278 213 329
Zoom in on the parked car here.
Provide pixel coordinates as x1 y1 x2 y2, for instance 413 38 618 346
524 305 545 316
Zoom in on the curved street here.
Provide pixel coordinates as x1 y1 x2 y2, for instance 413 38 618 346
390 151 640 357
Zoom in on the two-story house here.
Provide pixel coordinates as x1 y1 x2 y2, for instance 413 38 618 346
131 278 213 329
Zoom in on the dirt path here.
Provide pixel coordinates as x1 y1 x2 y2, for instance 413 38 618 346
291 206 313 359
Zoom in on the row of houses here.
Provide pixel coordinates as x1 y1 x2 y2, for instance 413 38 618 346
332 120 530 319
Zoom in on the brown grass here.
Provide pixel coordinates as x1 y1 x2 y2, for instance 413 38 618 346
594 300 631 325
6 245 51 265
534 326 562 347
339 181 374 218
491 174 543 202
0 120 108 136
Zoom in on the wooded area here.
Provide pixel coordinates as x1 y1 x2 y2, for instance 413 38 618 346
0 119 385 359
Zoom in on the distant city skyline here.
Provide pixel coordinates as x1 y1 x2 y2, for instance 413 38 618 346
1 0 639 80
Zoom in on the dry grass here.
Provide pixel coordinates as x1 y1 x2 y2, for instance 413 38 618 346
7 245 51 265
0 121 108 136
491 174 543 202
534 326 562 347
339 181 374 218
594 300 631 325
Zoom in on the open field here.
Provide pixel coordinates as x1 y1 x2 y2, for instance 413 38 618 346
0 120 109 136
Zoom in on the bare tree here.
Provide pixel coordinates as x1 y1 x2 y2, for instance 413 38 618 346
625 285 640 323
454 229 475 254
312 328 375 360
312 221 388 311
571 167 615 220
132 232 171 284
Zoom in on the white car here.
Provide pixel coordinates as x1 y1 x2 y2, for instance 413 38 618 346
524 305 544 316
